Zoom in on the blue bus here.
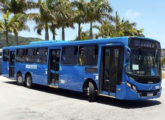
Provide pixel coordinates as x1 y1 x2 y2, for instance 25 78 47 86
1 37 162 101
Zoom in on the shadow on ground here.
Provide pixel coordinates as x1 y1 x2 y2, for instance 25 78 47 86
5 81 161 109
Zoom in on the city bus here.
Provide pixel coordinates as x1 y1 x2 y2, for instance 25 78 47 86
1 36 162 101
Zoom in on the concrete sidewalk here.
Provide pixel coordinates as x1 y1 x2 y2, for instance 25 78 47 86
0 76 164 120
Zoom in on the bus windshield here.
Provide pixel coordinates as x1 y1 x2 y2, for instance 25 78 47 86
126 48 161 76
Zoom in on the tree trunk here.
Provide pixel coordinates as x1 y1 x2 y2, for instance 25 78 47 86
53 33 55 40
78 23 81 40
62 26 65 41
45 23 49 40
89 22 93 39
5 31 9 46
45 32 49 40
15 33 19 45
52 29 56 40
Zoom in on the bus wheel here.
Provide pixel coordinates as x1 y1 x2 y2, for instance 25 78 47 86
25 74 33 88
87 82 97 102
16 73 23 85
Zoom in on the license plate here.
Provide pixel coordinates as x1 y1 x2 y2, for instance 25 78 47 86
147 93 153 97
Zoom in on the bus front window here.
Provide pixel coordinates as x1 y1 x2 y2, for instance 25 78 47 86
126 48 161 77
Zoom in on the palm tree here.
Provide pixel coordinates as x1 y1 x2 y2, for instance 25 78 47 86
29 0 55 40
47 0 74 40
72 0 87 40
75 29 90 40
0 10 19 45
93 21 114 38
13 14 30 45
0 0 37 44
0 0 10 12
86 0 113 39
94 12 144 38
121 20 144 36
113 12 144 37
112 12 123 36
0 0 37 14
49 22 58 40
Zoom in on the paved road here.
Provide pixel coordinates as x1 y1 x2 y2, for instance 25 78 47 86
0 76 164 120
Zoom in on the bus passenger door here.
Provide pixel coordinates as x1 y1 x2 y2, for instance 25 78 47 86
9 50 15 78
100 46 124 94
48 48 61 86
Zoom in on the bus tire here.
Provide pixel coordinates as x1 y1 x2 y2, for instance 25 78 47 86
25 74 33 88
16 73 23 85
88 82 97 102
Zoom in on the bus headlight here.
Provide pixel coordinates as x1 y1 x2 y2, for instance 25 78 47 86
126 82 137 91
132 85 137 91
126 82 131 88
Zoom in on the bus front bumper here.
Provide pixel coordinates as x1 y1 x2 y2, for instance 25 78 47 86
116 83 162 100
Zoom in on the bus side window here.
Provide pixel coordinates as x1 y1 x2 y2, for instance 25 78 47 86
78 45 98 66
62 46 78 65
36 48 48 64
3 49 9 62
26 48 36 62
16 49 25 62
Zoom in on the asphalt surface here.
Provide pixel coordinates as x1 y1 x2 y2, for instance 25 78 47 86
0 76 164 120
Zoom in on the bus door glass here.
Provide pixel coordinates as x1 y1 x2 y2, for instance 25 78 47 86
100 46 124 93
9 50 15 78
48 48 61 85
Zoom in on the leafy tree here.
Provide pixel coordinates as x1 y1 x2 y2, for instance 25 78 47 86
72 0 87 40
49 22 59 40
94 12 144 38
86 0 113 39
35 0 74 41
0 10 19 45
112 12 144 37
0 0 37 14
28 0 55 40
0 0 36 44
93 21 114 38
49 0 74 40
75 30 90 40
13 14 30 45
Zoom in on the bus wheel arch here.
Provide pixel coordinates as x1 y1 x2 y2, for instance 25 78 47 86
83 78 98 102
25 72 33 88
16 71 23 85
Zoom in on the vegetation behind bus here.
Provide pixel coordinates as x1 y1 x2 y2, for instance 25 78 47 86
0 32 41 48
0 0 144 46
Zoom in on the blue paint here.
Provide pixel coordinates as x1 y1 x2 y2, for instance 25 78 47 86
1 36 162 100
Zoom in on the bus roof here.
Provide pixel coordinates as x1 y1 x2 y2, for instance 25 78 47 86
2 36 158 50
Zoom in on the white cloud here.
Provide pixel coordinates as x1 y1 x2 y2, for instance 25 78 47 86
124 9 141 20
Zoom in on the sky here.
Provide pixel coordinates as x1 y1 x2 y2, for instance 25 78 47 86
1 0 165 48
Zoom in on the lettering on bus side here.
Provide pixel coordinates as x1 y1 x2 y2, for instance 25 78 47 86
25 65 37 69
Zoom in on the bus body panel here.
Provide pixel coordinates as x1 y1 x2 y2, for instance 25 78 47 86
1 62 9 77
15 63 48 86
1 37 162 100
60 65 83 92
